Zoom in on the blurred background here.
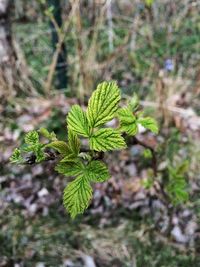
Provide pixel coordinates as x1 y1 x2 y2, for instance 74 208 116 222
0 0 200 266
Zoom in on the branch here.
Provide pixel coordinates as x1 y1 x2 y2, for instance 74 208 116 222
24 149 104 165
131 136 171 205
131 136 157 177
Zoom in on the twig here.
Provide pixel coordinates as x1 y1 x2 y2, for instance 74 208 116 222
131 136 170 205
132 136 157 177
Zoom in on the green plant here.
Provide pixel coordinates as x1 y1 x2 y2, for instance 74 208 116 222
10 81 160 218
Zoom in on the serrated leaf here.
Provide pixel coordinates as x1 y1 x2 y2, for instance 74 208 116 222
60 154 77 163
10 148 23 164
67 105 90 137
118 107 136 124
63 176 93 218
86 81 121 127
89 128 126 152
58 158 111 217
119 123 138 135
86 161 110 182
118 107 138 135
25 131 39 145
46 141 69 156
68 129 80 156
138 117 159 134
55 160 84 176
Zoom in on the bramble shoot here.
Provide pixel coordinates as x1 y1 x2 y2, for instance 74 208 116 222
10 81 188 218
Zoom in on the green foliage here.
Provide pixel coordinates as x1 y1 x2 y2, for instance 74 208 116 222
55 160 84 177
39 127 57 141
166 161 189 205
86 81 120 127
25 131 39 145
117 107 138 135
142 177 154 189
23 131 46 162
46 141 69 156
10 148 23 164
143 149 152 159
10 81 161 218
67 105 90 137
86 161 110 182
138 117 159 134
63 176 93 219
58 159 109 217
117 105 159 135
90 128 126 152
128 93 139 112
67 129 80 157
145 0 154 7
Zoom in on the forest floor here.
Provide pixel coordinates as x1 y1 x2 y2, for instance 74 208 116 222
1 2 200 265
1 94 200 267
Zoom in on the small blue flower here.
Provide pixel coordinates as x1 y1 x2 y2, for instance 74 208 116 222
164 59 174 71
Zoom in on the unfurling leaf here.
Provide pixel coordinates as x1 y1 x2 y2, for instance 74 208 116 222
23 131 46 163
10 148 23 164
86 81 120 127
67 105 90 137
39 127 57 141
128 93 139 111
117 107 138 135
118 107 136 124
89 128 126 151
63 176 93 218
34 144 46 162
138 117 159 134
25 131 39 145
46 141 69 156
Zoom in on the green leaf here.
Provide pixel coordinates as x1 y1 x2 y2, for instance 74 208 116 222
25 131 39 145
145 0 154 7
143 149 152 159
176 160 189 175
119 123 138 135
89 128 126 152
86 81 120 127
39 127 57 141
138 117 159 134
63 176 93 218
68 129 80 156
128 93 139 111
46 141 69 156
118 107 135 124
117 107 138 135
86 161 110 182
67 105 90 137
167 165 189 205
55 160 84 176
10 148 23 164
34 144 46 162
